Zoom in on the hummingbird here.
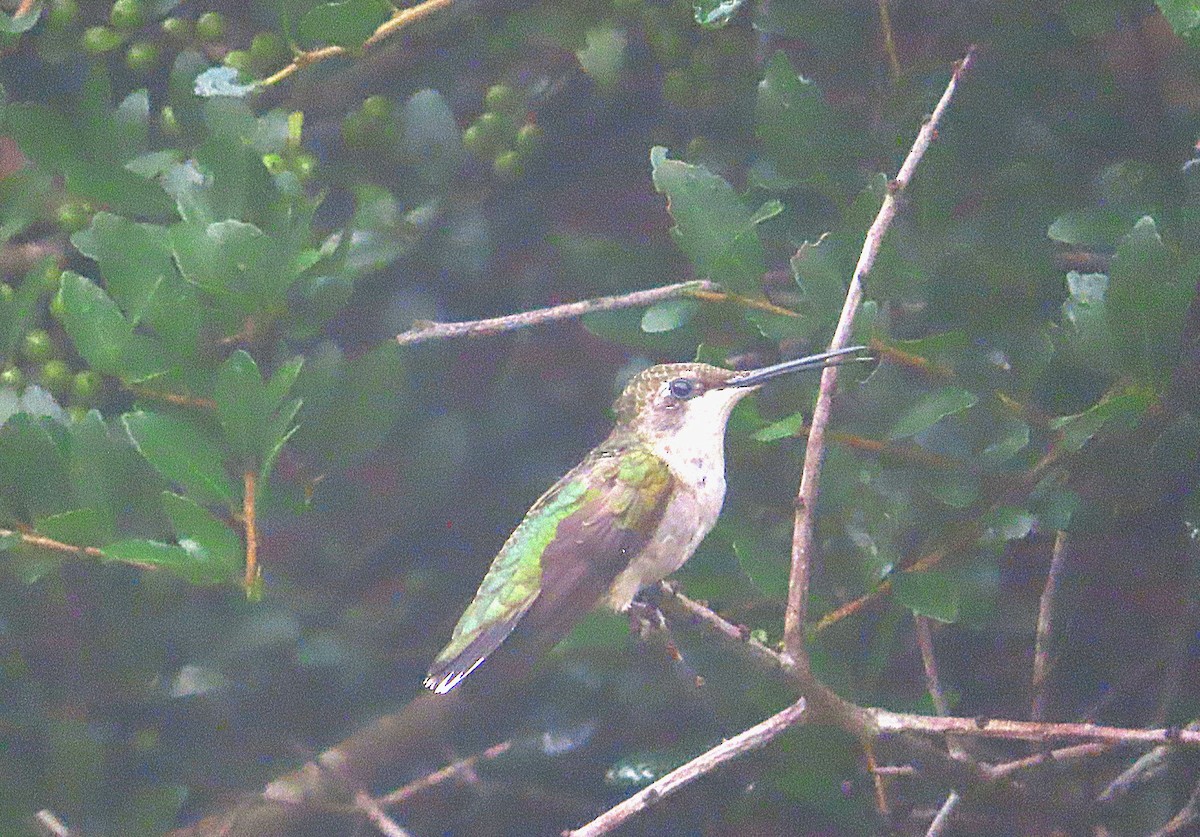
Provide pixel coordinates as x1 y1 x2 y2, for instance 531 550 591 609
424 346 869 694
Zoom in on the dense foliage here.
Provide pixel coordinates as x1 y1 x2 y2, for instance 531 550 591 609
0 0 1199 834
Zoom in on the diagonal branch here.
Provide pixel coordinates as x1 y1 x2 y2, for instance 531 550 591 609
564 699 808 837
395 280 795 346
784 45 979 663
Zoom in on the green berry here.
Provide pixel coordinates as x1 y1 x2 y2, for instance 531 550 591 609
362 95 392 121
1 368 24 390
462 124 491 158
56 201 92 233
484 84 519 113
293 153 316 181
110 0 144 31
341 111 371 147
515 122 543 156
492 150 523 182
22 330 53 363
475 111 514 142
125 40 159 73
72 370 103 403
249 32 288 73
48 0 79 30
0 284 13 304
160 105 179 136
82 25 123 54
262 153 287 175
196 11 225 42
41 360 71 394
223 49 251 75
161 17 192 41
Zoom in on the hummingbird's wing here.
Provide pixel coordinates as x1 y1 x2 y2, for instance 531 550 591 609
424 444 673 694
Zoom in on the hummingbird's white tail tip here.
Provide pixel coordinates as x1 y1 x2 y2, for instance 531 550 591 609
424 654 487 694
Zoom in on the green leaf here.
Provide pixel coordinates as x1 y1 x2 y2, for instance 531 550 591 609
161 492 241 581
0 415 69 522
214 350 270 462
122 411 237 506
1047 209 1132 248
1157 0 1200 40
0 8 41 33
755 51 846 194
35 508 115 548
640 299 699 333
101 538 229 585
298 0 391 49
887 387 978 441
402 89 466 187
892 570 960 623
1061 271 1115 370
692 0 747 27
751 411 805 443
60 271 167 381
649 146 765 295
292 343 407 469
266 356 304 411
733 533 789 597
1106 216 1191 383
1050 391 1155 452
980 416 1030 465
982 506 1036 543
171 220 294 310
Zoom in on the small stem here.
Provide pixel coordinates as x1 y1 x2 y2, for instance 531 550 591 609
127 386 217 411
1031 531 1068 723
876 0 902 80
565 699 808 837
353 792 414 837
872 710 1200 746
259 0 457 88
395 280 728 346
379 740 512 806
785 46 978 664
243 470 258 590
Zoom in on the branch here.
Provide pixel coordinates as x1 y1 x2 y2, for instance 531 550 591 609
564 699 808 837
1031 531 1068 722
871 710 1200 746
353 792 414 837
379 740 512 806
395 280 795 346
259 0 456 88
784 46 978 663
243 471 259 591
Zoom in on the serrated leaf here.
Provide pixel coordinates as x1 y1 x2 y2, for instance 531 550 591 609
161 492 241 581
887 387 978 441
35 508 114 548
102 538 230 585
299 0 391 49
122 411 237 506
650 146 765 296
892 570 960 623
755 51 846 194
640 299 699 333
60 271 169 381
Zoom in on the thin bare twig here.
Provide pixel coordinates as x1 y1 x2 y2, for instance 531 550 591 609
259 0 456 88
785 45 978 663
395 280 794 346
0 527 159 570
380 740 512 806
1150 778 1200 837
914 615 966 837
1031 531 1068 723
564 699 808 837
353 791 414 837
243 471 258 590
872 710 1200 746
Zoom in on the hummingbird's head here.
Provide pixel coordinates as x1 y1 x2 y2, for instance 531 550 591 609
612 347 871 439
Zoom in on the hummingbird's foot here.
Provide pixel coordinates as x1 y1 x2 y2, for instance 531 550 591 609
627 597 667 640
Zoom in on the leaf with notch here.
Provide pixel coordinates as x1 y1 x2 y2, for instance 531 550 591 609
161 492 241 582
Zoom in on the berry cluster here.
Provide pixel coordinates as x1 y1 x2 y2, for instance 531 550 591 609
461 85 543 182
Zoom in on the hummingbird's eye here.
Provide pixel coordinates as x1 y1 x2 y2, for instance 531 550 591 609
668 378 697 399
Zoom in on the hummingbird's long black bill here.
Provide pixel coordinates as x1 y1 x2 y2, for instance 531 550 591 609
726 345 872 388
